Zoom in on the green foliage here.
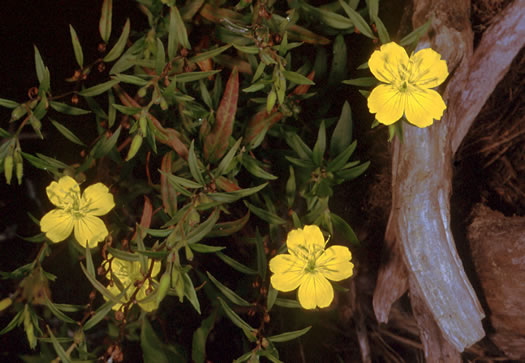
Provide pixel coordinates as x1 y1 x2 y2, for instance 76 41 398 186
0 0 386 360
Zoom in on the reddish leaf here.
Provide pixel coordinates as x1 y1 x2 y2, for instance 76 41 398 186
244 110 283 145
215 176 241 192
139 196 153 229
204 68 239 163
160 152 177 216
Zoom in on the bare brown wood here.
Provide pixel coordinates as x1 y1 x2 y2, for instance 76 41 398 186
410 279 462 363
374 0 525 354
468 204 525 359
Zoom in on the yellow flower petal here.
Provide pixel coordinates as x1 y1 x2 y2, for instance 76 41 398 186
81 183 115 216
73 215 109 248
149 260 161 278
106 254 133 283
40 209 74 243
270 254 306 292
368 42 409 84
297 272 333 309
404 87 447 128
367 84 405 125
409 48 448 89
136 281 159 312
106 283 125 311
46 176 80 208
317 246 354 281
286 225 325 253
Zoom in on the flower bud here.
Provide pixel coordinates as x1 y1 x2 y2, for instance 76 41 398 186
126 134 143 161
4 154 13 185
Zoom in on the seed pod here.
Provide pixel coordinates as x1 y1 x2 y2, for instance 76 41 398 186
4 154 13 185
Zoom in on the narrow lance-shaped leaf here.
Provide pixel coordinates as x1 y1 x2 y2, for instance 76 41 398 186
330 101 353 156
99 0 112 43
217 297 256 340
267 326 312 343
312 121 326 166
171 5 191 50
47 326 72 363
69 24 84 68
338 0 376 39
204 68 239 163
78 79 120 97
207 272 251 307
104 18 130 63
50 119 85 146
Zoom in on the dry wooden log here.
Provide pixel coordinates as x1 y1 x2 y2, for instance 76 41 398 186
468 204 525 359
373 0 525 355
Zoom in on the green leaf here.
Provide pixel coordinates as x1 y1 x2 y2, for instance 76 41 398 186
69 25 84 68
217 297 255 339
241 154 277 180
82 299 118 331
281 70 315 85
141 318 170 363
113 73 149 86
0 98 19 109
267 326 311 343
274 298 301 308
213 137 242 177
186 209 220 244
244 201 286 225
79 262 122 305
99 0 112 43
372 15 390 44
78 79 119 97
33 45 46 85
35 153 68 169
171 5 191 49
90 125 121 158
44 295 77 324
327 141 357 172
232 43 259 54
367 0 379 18
104 18 130 62
190 44 232 64
192 310 216 363
285 156 315 169
47 326 72 363
107 247 140 261
155 37 166 75
286 133 312 160
312 121 326 166
328 34 347 85
50 119 85 146
206 272 251 307
266 285 278 311
400 17 432 47
338 0 376 39
216 252 258 275
330 101 353 156
162 171 203 189
208 183 268 204
112 104 142 115
190 243 225 253
301 3 353 30
174 70 221 83
342 77 378 87
183 272 201 314
49 101 90 116
0 311 23 335
168 5 179 59
188 140 205 186
331 212 359 245
207 210 250 237
336 160 370 180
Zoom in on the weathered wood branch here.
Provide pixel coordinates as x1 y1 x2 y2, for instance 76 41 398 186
373 0 525 355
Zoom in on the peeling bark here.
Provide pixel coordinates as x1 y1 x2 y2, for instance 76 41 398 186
373 0 525 355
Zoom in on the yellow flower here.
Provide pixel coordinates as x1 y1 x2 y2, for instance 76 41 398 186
367 42 449 128
40 176 114 248
269 225 354 309
104 254 161 312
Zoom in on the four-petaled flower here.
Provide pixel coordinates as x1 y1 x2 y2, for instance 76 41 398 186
269 225 354 309
40 176 114 248
104 254 161 312
367 42 449 128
